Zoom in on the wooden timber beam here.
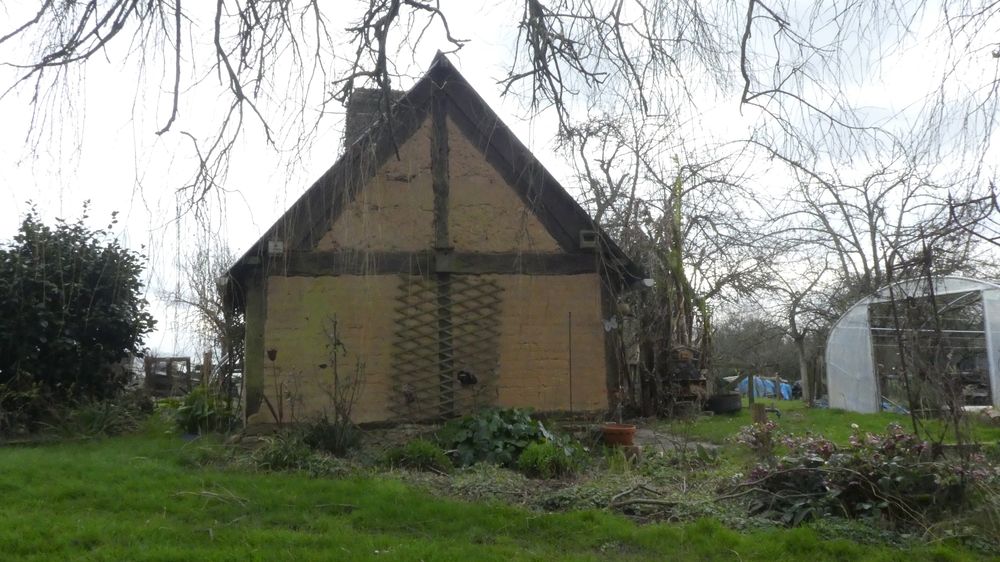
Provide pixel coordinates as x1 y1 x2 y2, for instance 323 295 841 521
274 251 598 276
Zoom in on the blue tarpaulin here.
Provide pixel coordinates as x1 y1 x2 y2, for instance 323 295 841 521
736 377 792 400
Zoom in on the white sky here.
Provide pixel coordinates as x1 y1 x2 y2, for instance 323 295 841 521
0 2 581 354
0 2 996 354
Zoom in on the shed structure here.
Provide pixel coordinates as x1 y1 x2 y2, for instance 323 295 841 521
226 54 641 425
826 276 1000 413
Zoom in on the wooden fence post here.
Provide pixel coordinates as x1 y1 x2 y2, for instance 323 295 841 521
202 351 212 387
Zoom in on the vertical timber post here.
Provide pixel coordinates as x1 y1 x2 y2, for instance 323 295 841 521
600 269 624 419
243 267 266 423
431 83 454 418
568 311 573 412
202 351 212 388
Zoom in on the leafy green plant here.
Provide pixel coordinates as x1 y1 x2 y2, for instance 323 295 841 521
252 433 315 471
0 381 42 435
0 205 156 430
734 420 780 464
139 406 179 437
174 386 238 434
47 399 141 438
437 408 547 467
301 414 361 457
517 440 584 478
604 446 638 474
735 423 983 528
692 443 721 465
250 432 342 475
292 316 365 457
631 445 721 483
382 439 453 473
437 408 587 473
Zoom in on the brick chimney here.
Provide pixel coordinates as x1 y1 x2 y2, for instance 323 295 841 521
344 88 404 146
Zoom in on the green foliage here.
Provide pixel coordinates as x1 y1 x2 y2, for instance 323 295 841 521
633 446 722 483
604 446 638 474
382 439 453 473
44 391 154 438
437 408 549 467
735 420 780 463
0 205 155 430
945 477 1000 554
663 398 1000 445
301 414 361 457
173 386 238 434
253 434 310 470
691 443 722 466
175 435 231 468
435 408 586 476
246 432 345 476
0 435 987 560
737 423 983 528
0 382 42 434
517 440 585 479
138 407 178 437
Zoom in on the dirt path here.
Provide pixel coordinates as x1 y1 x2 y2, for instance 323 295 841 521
632 427 720 455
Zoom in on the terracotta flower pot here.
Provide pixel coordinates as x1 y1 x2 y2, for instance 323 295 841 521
601 422 637 446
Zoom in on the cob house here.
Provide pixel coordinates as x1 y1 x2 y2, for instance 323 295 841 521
225 53 643 425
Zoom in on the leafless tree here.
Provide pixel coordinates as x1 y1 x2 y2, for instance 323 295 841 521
711 310 798 381
5 1 1000 414
947 182 1000 251
568 114 779 304
164 234 244 400
761 150 992 301
563 111 784 413
3 1 999 202
761 255 832 404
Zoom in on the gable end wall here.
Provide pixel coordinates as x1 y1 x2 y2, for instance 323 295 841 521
245 69 615 425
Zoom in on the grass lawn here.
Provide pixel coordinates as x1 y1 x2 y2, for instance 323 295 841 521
0 432 991 561
663 398 1000 445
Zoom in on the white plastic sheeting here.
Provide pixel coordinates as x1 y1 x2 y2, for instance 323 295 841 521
825 276 1000 413
982 289 1000 410
827 303 879 412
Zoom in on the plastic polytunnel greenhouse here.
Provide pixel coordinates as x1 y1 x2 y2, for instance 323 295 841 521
825 276 1000 413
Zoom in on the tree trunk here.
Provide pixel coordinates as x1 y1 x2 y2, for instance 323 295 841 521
794 336 812 406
